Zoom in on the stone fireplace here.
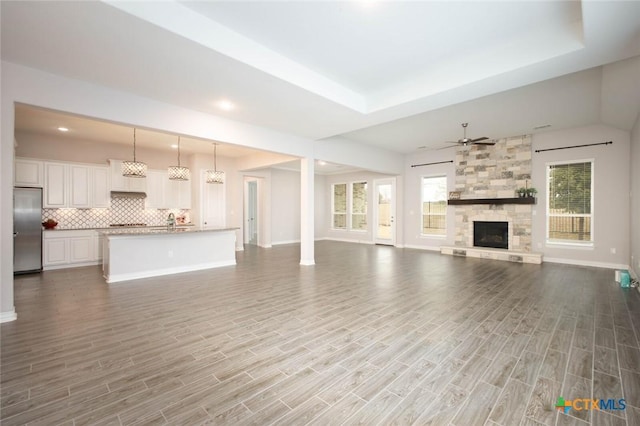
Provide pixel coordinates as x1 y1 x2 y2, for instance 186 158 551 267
453 135 533 252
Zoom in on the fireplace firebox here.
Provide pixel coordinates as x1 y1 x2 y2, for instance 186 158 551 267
474 221 508 249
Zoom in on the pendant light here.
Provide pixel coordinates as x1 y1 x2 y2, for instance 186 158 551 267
122 128 147 178
206 143 225 184
168 136 190 180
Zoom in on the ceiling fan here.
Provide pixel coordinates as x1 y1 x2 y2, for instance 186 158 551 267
446 123 494 146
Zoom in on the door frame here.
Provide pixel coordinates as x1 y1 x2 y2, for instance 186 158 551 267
244 178 258 245
373 178 397 246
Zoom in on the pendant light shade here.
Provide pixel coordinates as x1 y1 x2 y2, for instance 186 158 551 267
168 136 190 181
122 128 147 178
206 143 225 184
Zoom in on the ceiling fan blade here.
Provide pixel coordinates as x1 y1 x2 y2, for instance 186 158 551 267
470 136 489 142
472 141 496 145
435 144 458 150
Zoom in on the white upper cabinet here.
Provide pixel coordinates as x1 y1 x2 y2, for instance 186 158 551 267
44 162 67 208
92 166 110 208
145 170 167 209
168 179 191 209
40 160 110 208
146 171 191 209
14 159 43 187
69 165 91 208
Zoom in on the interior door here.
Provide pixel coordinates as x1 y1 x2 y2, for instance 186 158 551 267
201 171 225 228
245 180 258 245
374 178 396 245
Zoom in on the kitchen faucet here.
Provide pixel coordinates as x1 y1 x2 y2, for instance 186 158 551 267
167 212 176 231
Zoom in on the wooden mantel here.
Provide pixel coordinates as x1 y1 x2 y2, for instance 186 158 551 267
447 197 537 205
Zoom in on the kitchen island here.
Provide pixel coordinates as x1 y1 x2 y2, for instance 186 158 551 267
101 227 239 283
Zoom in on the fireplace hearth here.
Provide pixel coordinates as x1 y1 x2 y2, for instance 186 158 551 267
474 221 508 249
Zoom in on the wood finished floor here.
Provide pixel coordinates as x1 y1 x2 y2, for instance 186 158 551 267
2 241 640 425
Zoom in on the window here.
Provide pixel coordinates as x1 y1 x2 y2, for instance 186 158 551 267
332 183 347 229
422 176 447 235
547 160 593 243
351 182 367 231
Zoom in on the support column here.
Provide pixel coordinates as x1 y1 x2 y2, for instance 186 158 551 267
300 157 315 265
1 98 17 322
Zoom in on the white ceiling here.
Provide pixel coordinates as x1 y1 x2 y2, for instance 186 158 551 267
2 1 640 155
14 104 263 158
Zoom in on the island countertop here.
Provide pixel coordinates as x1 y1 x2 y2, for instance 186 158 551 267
100 226 239 237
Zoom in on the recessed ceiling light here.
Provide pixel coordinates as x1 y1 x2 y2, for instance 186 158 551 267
318 160 327 166
217 100 235 111
170 144 179 149
57 127 69 132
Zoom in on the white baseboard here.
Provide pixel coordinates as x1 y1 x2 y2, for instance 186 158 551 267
0 309 17 323
323 237 374 245
44 260 101 271
403 244 442 252
544 257 629 270
272 239 301 246
300 259 315 266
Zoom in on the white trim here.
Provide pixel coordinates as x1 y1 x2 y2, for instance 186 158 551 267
272 239 301 246
546 241 594 249
544 257 629 270
350 181 368 231
300 259 315 266
403 244 442 252
545 159 594 244
323 237 374 245
106 260 236 283
44 260 101 271
373 177 397 246
331 182 348 230
420 174 448 237
258 243 272 248
0 309 17 323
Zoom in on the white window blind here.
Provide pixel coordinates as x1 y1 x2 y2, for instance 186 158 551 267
547 161 593 242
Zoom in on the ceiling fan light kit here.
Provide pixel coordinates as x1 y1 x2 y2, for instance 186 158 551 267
446 123 495 146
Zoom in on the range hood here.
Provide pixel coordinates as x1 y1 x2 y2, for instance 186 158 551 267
110 191 146 199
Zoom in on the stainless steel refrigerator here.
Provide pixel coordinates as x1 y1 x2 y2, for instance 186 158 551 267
14 187 43 274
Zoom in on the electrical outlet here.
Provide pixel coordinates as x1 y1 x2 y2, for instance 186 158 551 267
611 248 616 254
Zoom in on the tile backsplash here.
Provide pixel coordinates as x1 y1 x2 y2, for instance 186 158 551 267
42 197 190 229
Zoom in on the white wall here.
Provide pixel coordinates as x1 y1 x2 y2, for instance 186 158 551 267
15 131 194 169
531 124 631 268
403 148 456 250
630 115 640 278
271 168 301 245
314 174 327 240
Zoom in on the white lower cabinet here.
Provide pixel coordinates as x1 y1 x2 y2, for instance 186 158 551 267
43 230 103 269
43 237 68 266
